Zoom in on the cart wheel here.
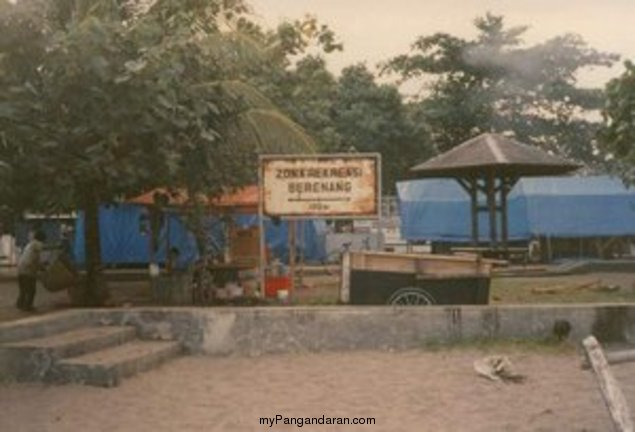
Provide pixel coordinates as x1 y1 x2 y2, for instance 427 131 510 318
388 287 436 306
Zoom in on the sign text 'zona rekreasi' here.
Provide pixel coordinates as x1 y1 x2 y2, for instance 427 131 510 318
261 155 380 218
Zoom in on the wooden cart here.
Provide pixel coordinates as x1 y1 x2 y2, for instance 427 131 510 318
340 251 496 305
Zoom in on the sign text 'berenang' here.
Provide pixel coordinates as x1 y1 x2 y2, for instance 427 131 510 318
261 155 380 218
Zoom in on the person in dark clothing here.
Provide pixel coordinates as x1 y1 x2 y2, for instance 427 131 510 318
16 230 46 312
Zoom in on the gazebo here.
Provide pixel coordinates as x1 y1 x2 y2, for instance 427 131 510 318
410 133 580 252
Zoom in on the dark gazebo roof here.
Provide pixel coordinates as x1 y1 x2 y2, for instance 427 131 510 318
411 133 580 178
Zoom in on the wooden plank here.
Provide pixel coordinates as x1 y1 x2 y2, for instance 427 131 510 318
452 246 526 254
582 336 634 432
349 251 494 276
455 178 471 194
340 252 351 303
532 279 601 295
351 250 496 264
582 349 635 370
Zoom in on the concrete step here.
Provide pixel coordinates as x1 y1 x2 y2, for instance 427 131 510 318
0 310 93 345
55 340 182 387
2 325 137 358
0 326 137 381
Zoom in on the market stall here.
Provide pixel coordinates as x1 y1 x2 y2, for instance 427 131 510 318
128 186 326 303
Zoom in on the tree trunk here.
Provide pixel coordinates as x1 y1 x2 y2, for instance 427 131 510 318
192 210 207 259
82 189 107 306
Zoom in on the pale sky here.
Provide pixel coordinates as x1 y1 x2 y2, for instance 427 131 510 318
249 0 634 91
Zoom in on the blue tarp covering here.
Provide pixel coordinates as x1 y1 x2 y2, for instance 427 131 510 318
73 204 199 266
15 219 72 249
232 215 327 264
73 204 326 266
398 175 635 242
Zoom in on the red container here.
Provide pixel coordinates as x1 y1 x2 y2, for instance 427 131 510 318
265 276 291 298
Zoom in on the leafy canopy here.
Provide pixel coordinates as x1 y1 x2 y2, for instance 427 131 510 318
599 60 635 183
383 13 618 163
0 0 316 216
0 0 322 304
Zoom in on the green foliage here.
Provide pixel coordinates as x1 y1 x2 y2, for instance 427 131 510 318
331 64 431 191
0 0 318 212
0 0 320 303
258 59 431 193
264 55 342 151
599 61 635 183
215 14 431 192
384 13 618 162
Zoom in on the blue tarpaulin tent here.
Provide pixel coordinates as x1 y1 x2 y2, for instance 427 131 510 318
398 176 635 243
73 204 199 266
73 204 327 266
232 215 327 264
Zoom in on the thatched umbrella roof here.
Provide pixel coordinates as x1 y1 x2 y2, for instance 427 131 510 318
411 133 580 178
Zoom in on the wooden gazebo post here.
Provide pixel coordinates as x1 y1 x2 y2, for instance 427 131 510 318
456 176 481 247
469 177 479 246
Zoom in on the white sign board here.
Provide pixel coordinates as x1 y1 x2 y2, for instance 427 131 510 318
261 154 381 218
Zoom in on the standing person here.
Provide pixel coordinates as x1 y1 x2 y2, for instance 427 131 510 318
16 230 46 312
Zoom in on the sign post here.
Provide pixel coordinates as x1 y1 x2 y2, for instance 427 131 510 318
258 161 267 298
258 153 381 298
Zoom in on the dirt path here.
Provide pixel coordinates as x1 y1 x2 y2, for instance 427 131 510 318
1 348 631 431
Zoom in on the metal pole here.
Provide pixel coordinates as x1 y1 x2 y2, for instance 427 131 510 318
165 211 170 257
486 172 498 248
258 158 267 299
288 219 296 299
501 178 508 253
224 217 232 263
298 220 304 289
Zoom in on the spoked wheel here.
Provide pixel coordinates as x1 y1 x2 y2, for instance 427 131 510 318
388 287 436 306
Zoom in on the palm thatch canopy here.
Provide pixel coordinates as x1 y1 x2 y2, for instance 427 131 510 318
411 133 580 177
218 81 316 155
231 109 316 154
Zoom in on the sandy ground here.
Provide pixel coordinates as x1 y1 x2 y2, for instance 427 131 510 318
1 348 633 432
0 275 70 323
2 268 635 430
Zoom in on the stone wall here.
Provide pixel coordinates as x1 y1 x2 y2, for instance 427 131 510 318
2 304 635 361
93 304 635 355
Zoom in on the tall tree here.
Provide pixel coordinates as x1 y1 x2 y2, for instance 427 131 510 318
270 55 342 151
218 14 431 191
0 0 315 304
384 13 618 162
332 64 430 192
220 15 343 151
599 60 635 183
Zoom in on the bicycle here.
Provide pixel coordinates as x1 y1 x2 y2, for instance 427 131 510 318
190 258 215 305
